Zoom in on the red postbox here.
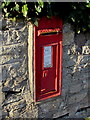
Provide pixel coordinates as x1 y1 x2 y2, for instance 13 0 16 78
34 16 62 101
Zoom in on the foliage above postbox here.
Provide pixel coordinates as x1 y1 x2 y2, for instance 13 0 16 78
1 2 90 33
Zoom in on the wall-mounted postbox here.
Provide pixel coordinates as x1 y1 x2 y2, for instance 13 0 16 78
34 16 63 102
28 16 62 102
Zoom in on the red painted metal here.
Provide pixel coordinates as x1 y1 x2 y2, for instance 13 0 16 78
34 16 63 102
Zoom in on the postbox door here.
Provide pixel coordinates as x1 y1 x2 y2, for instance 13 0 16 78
35 35 62 101
41 44 58 94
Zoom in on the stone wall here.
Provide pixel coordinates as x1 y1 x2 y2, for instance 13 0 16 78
0 19 90 119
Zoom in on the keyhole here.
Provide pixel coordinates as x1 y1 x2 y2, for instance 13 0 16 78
44 72 47 77
43 71 48 77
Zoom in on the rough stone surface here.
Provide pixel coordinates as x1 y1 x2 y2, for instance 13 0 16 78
0 19 90 119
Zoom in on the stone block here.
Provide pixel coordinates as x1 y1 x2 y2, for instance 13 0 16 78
0 20 2 31
38 98 63 116
18 100 26 110
85 39 90 46
62 73 72 85
52 101 68 118
9 110 19 118
0 43 27 65
2 109 9 118
5 99 26 111
63 23 73 33
70 44 77 55
0 110 2 118
63 32 74 46
19 105 38 118
39 101 59 114
79 65 90 74
69 83 83 94
72 71 89 82
2 60 28 88
3 93 23 106
82 46 90 55
2 26 28 45
68 92 87 104
63 59 76 68
80 55 90 65
4 100 26 118
75 110 87 118
68 99 89 118
1 92 5 103
2 87 12 92
53 111 69 118
79 96 89 110
87 108 90 116
0 30 2 40
62 67 72 76
75 33 86 46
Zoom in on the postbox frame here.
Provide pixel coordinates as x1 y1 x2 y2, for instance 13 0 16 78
33 16 63 102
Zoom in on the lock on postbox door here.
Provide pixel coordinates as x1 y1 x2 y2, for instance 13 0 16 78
34 16 62 101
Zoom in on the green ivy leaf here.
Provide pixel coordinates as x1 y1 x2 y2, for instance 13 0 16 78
0 3 5 9
21 0 26 3
86 3 90 8
35 5 41 14
5 12 9 17
22 4 28 17
14 4 19 11
31 18 38 27
37 0 44 8
12 17 16 22
4 1 11 6
34 20 38 27
3 8 7 13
